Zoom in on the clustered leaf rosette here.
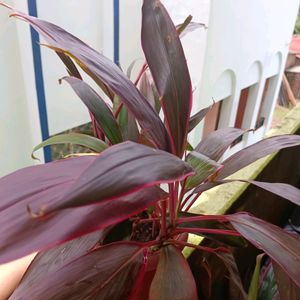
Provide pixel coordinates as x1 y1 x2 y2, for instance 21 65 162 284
1 1 300 299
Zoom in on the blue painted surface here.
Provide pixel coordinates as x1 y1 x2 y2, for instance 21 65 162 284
27 0 52 162
113 0 120 66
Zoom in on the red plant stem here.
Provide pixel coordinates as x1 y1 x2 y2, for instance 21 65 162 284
178 178 187 207
177 215 228 223
174 182 179 215
180 191 194 210
168 183 176 228
134 63 148 86
183 192 201 212
154 202 161 214
160 200 167 238
175 228 242 237
114 102 124 119
114 63 148 119
170 240 230 254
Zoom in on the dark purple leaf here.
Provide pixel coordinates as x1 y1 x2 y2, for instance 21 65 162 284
11 242 145 300
194 179 300 208
214 252 247 300
231 180 300 207
56 51 82 79
7 8 170 151
142 0 192 157
273 261 300 300
62 77 123 144
218 134 300 179
149 245 197 300
195 127 245 161
199 179 300 207
0 154 168 262
226 213 300 287
188 105 212 133
11 232 105 297
33 141 193 213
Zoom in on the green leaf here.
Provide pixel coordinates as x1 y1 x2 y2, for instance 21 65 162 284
176 15 193 36
32 133 108 159
185 151 221 189
113 95 139 142
247 254 264 300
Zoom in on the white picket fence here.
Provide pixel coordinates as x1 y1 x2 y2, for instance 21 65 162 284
0 0 298 176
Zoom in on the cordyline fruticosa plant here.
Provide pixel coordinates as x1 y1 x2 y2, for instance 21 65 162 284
1 1 300 299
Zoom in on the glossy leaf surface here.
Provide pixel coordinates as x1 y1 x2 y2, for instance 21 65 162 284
142 0 192 157
0 154 167 262
12 242 145 300
37 141 193 213
227 213 300 287
11 232 105 298
149 245 197 300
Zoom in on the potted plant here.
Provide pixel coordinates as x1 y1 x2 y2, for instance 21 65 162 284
1 1 300 299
